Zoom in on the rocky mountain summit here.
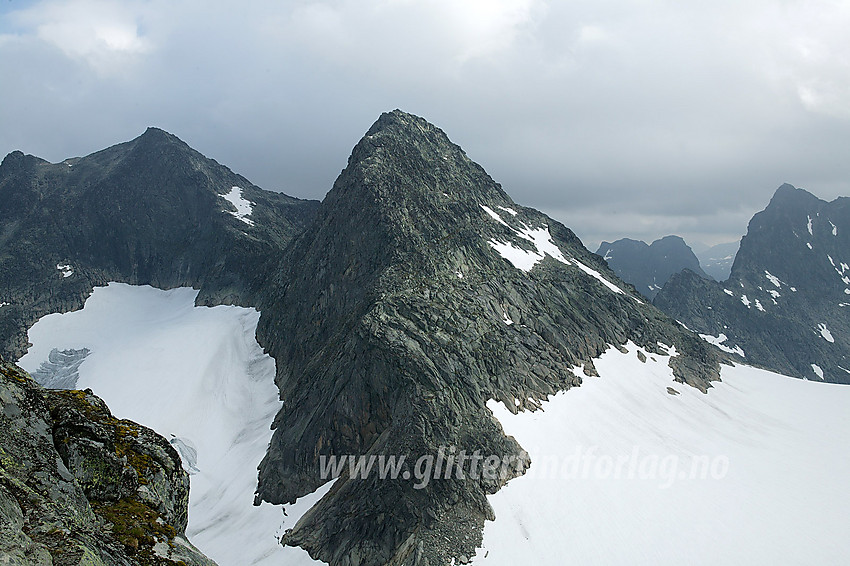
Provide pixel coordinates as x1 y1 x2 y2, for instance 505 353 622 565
0 128 319 359
597 235 711 299
253 110 724 565
0 356 217 565
655 184 850 383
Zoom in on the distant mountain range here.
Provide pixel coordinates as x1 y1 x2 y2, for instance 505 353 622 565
692 241 739 281
596 235 710 299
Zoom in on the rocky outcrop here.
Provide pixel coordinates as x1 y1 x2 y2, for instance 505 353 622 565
254 110 723 565
0 129 319 360
0 355 216 565
655 184 850 383
597 235 711 299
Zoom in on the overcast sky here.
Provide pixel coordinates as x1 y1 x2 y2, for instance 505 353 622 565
2 0 849 249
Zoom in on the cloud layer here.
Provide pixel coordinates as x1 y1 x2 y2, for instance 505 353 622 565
2 0 849 248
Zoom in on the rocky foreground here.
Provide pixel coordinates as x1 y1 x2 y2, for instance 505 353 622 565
0 356 216 566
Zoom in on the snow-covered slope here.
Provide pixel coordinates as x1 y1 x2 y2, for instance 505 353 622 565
18 283 329 566
478 344 850 564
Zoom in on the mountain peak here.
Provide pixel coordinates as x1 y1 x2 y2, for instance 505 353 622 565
768 183 822 208
654 234 688 246
0 150 47 173
132 126 189 152
139 126 178 139
255 111 721 564
366 108 432 135
657 183 850 382
337 110 510 206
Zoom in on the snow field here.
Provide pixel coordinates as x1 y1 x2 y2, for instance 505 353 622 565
19 283 328 566
476 343 850 565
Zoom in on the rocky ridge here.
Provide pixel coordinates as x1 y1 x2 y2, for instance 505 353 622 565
0 355 216 565
254 110 724 565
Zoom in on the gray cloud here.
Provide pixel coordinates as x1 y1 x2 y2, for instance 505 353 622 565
2 0 849 249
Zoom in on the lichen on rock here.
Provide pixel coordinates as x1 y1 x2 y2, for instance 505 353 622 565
0 355 215 565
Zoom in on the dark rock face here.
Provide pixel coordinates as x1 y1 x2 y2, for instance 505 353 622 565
254 110 723 565
655 184 850 383
0 128 319 359
0 356 216 565
597 235 711 299
694 241 739 281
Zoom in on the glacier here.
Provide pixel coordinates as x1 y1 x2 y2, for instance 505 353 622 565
18 283 327 566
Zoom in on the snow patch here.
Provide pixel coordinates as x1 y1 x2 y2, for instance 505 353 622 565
741 294 751 308
817 324 835 343
483 212 634 300
487 240 543 272
754 299 764 312
765 271 782 288
221 186 255 226
515 225 572 265
56 264 73 278
699 333 745 357
811 363 824 380
829 220 837 236
807 215 813 235
497 205 518 216
603 248 613 261
573 259 630 298
723 289 734 296
19 283 326 566
502 312 514 325
806 242 813 250
767 290 781 299
480 205 510 227
0 302 8 308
